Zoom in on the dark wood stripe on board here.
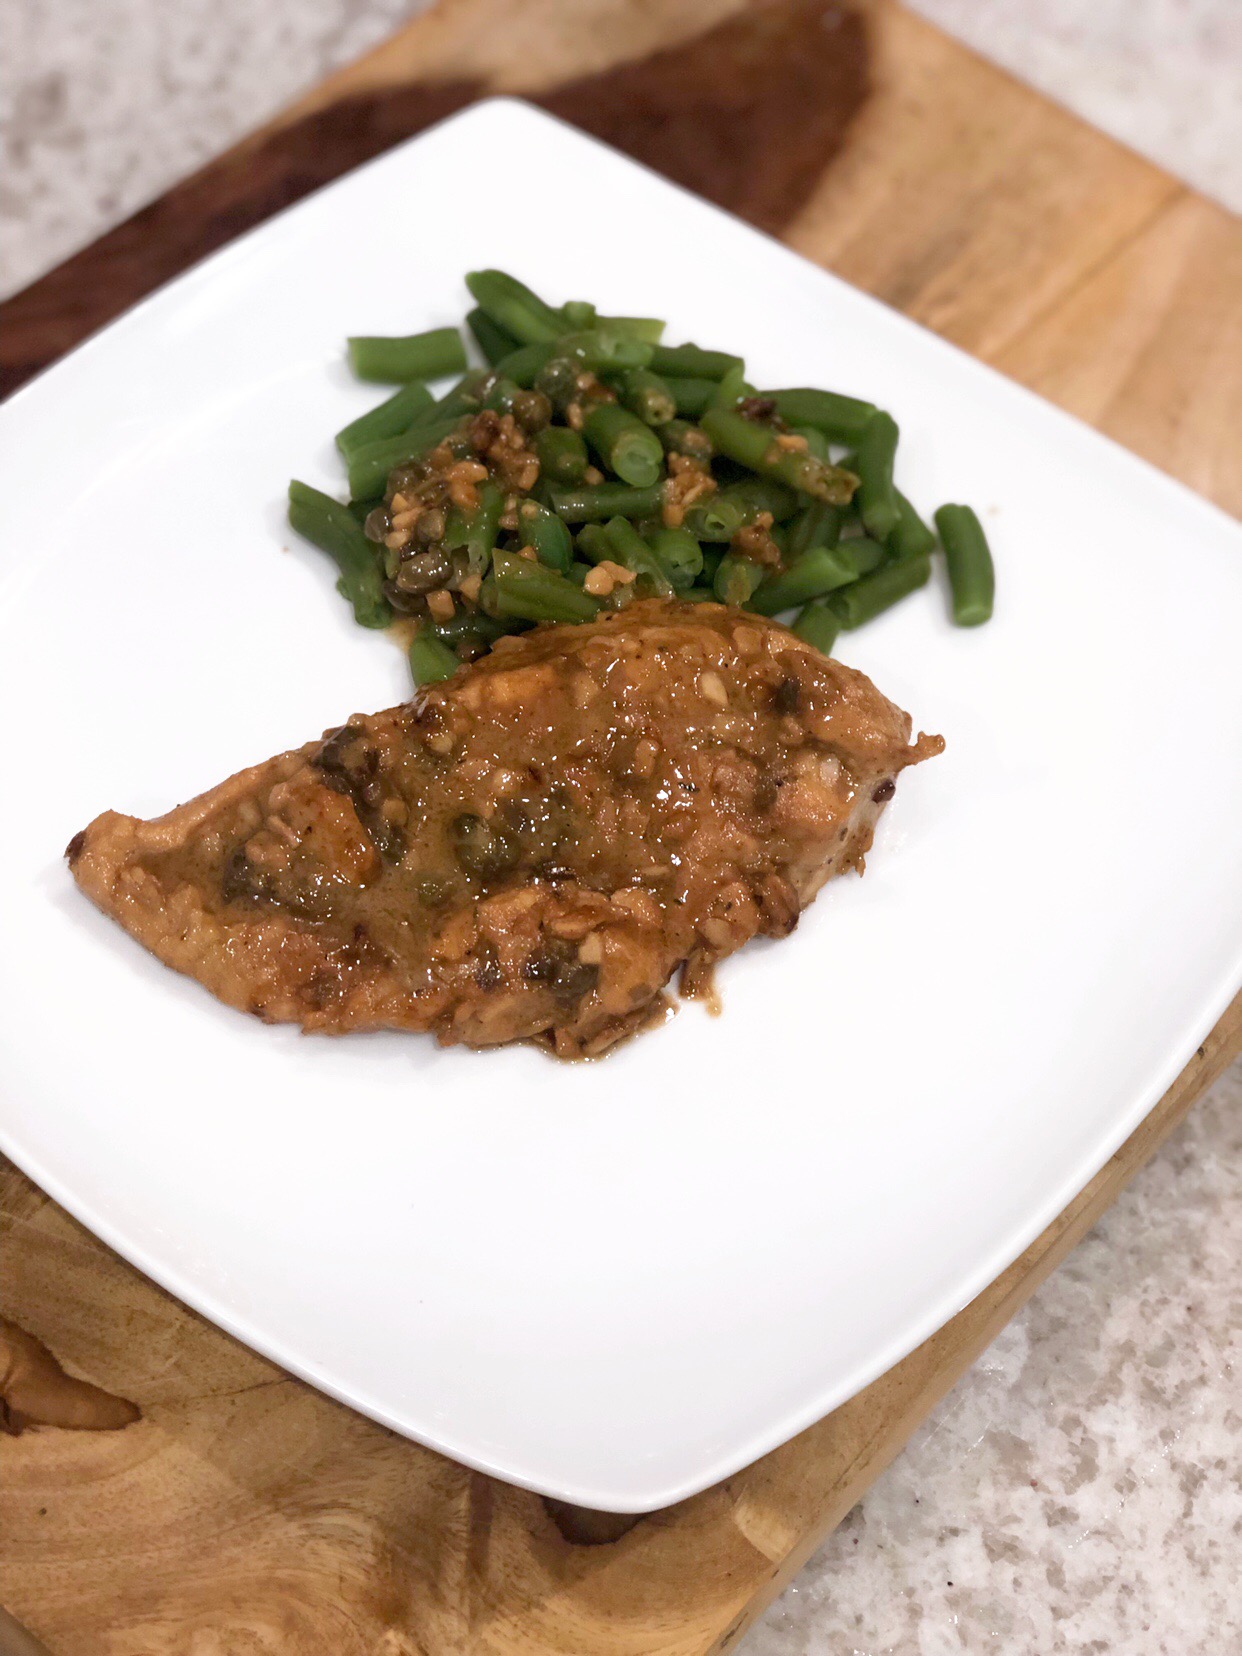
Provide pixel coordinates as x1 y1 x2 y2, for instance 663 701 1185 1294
0 0 868 396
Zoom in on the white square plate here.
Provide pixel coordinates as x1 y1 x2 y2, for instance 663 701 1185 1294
1 101 1239 1512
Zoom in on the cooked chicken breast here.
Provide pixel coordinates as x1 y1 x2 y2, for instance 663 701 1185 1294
68 601 941 1057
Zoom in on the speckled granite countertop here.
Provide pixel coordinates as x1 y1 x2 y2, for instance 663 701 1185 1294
3 3 1240 1651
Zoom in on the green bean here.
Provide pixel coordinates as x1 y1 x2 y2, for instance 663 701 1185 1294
532 425 589 486
345 413 461 501
568 560 594 586
465 270 565 344
683 477 796 543
746 546 860 615
549 482 665 522
664 376 720 418
599 517 674 596
491 549 601 623
409 631 462 686
287 481 392 629
597 316 666 343
347 326 467 384
887 489 937 561
433 368 492 420
699 546 724 585
582 403 664 488
335 381 434 460
481 375 524 415
786 501 845 558
791 424 830 462
493 341 556 388
574 524 611 564
515 499 573 572
828 554 931 628
657 419 714 464
700 408 858 503
838 535 887 577
443 480 503 576
615 367 677 426
683 585 719 603
713 553 766 607
556 328 654 373
347 495 382 527
466 306 519 366
428 611 514 646
710 363 756 412
649 343 743 380
934 504 994 625
646 526 703 590
853 412 901 539
767 388 878 446
560 299 596 329
792 602 840 656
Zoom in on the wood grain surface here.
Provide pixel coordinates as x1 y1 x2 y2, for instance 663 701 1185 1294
2 2 1240 1651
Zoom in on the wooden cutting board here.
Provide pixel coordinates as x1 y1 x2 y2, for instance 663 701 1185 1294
2 3 1239 1651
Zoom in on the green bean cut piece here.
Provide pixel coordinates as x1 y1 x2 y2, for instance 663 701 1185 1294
287 480 391 629
560 300 596 330
713 553 766 607
348 495 382 527
787 501 844 558
649 343 744 380
839 535 888 578
491 549 601 624
515 500 573 572
746 546 859 615
549 482 665 522
853 411 901 540
347 326 467 385
428 611 514 646
657 419 714 464
346 413 461 502
888 490 937 561
335 381 434 460
828 554 931 628
582 403 664 488
646 527 703 590
574 523 611 564
767 388 878 446
700 408 857 503
683 585 719 603
709 363 757 413
683 478 794 544
792 602 840 656
409 631 462 686
615 367 677 426
790 424 830 461
600 517 674 596
444 480 504 576
556 328 654 373
934 503 995 625
433 368 492 421
465 270 565 344
533 425 589 486
664 376 720 418
597 316 666 343
492 341 556 388
466 306 519 366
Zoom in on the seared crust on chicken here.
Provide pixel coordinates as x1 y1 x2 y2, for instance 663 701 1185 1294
69 601 941 1057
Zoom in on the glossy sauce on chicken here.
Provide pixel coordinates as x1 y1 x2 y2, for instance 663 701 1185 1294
69 601 941 1056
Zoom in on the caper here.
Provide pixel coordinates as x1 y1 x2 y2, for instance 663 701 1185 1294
450 813 520 878
414 506 446 546
395 548 453 594
511 389 552 433
364 506 391 544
